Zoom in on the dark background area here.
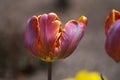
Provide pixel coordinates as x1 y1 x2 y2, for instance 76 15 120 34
0 0 120 80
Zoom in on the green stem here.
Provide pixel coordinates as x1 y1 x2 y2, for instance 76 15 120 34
48 62 52 80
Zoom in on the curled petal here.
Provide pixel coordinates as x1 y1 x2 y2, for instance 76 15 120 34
104 9 120 35
105 20 120 62
54 20 86 59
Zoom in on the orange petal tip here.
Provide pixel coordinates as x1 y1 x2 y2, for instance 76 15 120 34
78 16 88 26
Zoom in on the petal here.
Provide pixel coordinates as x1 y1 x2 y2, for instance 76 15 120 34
105 20 120 62
38 13 61 60
25 16 41 57
55 20 86 59
104 9 120 35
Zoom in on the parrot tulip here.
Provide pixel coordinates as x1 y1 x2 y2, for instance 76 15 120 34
25 13 87 62
105 9 120 62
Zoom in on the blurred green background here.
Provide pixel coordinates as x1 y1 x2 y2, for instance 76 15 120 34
0 0 120 80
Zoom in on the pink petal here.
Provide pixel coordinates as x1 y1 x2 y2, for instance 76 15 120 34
38 13 61 56
55 20 85 59
25 16 41 56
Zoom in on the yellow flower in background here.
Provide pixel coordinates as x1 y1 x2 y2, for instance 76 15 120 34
63 70 107 80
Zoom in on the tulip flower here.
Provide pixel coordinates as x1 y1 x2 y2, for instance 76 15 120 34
25 13 87 62
63 70 107 80
105 9 120 62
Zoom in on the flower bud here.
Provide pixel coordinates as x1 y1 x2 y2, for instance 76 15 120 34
105 9 120 62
